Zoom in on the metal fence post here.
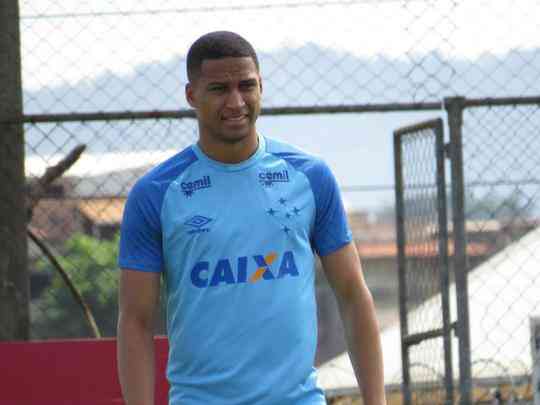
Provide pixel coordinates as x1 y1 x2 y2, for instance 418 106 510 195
434 119 454 405
444 96 471 405
0 0 29 340
393 131 412 405
532 317 540 405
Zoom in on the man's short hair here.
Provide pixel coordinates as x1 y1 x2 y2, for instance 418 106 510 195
186 31 259 82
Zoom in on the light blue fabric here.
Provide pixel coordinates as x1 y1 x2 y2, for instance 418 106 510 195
119 136 352 404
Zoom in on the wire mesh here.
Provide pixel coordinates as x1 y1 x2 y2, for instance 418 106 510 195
408 342 447 405
399 128 444 334
396 123 451 404
26 118 197 338
2 0 540 401
461 103 540 402
19 0 540 114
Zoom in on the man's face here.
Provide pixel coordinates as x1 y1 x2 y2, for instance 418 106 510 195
186 57 262 144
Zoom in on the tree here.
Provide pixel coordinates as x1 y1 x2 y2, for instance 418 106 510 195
31 233 166 339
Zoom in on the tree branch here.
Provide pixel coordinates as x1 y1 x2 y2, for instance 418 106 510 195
27 228 101 338
27 144 86 218
26 144 102 338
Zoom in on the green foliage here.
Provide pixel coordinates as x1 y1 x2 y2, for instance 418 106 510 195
31 233 122 339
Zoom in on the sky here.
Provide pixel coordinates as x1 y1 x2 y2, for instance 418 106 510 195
18 0 540 211
19 0 540 90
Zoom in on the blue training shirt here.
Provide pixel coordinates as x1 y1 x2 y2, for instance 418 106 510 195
119 135 352 405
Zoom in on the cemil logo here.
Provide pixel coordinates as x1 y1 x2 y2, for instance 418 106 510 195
181 175 211 197
191 250 299 288
258 170 290 187
184 215 212 234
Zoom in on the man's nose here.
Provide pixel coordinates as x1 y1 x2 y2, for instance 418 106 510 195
225 88 246 108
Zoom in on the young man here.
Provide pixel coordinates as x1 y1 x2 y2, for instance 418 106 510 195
117 31 386 405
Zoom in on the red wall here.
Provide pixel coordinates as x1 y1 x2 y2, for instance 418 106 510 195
0 337 169 405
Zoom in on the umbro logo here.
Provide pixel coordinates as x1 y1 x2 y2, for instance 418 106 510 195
181 176 211 197
185 215 212 234
258 170 289 187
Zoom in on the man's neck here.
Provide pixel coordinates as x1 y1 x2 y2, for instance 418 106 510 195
198 133 259 164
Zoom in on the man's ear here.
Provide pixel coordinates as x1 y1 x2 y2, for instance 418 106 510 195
258 76 263 93
185 83 196 108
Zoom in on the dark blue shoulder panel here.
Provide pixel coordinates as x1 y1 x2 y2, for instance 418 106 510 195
118 147 198 272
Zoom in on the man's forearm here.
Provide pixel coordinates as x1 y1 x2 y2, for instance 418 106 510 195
117 315 156 405
338 286 386 405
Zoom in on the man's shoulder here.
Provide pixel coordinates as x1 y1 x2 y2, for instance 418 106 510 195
129 144 198 198
135 144 196 185
263 137 338 193
264 137 324 170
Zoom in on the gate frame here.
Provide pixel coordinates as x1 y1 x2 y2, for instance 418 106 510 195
394 117 455 405
394 96 540 405
445 97 472 405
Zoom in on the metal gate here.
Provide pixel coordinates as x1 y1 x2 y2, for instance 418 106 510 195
394 118 454 405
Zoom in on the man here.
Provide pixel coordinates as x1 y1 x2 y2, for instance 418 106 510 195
117 31 386 405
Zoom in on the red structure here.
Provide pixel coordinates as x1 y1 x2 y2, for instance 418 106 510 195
0 337 169 405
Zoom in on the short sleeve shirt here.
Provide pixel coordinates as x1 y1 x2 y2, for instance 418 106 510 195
119 136 352 405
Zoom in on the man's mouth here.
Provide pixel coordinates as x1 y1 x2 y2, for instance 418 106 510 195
222 114 248 122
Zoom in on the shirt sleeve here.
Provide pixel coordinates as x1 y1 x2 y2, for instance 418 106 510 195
308 159 353 256
118 178 164 272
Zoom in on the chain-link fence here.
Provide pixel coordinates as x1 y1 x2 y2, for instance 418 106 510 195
19 0 540 114
24 117 197 339
392 99 540 405
2 0 540 403
394 119 453 405
461 102 540 403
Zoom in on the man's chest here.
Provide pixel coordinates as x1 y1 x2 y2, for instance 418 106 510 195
161 168 315 248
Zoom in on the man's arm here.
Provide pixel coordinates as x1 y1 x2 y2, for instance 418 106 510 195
117 269 161 405
320 242 386 405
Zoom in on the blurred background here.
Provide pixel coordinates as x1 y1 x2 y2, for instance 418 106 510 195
1 1 540 404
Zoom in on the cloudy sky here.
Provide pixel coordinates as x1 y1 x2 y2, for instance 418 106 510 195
19 0 540 89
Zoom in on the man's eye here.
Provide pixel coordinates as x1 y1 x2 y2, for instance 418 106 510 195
209 86 226 92
240 82 256 90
